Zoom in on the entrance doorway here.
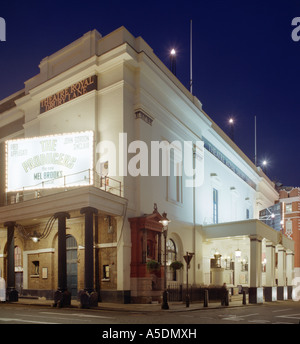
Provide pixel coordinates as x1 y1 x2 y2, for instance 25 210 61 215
66 235 78 298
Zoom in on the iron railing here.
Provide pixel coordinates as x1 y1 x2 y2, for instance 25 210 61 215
2 169 123 206
167 284 229 302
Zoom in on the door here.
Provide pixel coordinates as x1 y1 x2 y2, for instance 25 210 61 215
66 235 78 298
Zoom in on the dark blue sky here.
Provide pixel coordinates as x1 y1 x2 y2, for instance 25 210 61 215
1 0 300 186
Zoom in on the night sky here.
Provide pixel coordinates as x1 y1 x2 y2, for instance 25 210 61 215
1 0 300 187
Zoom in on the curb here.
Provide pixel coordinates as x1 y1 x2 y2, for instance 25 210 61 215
5 298 254 313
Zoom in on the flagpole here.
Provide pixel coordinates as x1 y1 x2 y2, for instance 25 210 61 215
190 19 193 94
254 115 257 166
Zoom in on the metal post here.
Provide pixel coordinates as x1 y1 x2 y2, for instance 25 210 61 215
225 290 229 306
183 252 194 307
161 228 169 309
186 260 190 307
230 122 234 142
254 115 257 166
190 19 193 94
204 289 208 307
243 290 246 305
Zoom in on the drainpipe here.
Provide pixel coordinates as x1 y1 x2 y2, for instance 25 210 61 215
192 145 196 284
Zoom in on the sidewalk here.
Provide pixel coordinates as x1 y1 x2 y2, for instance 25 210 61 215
14 295 251 312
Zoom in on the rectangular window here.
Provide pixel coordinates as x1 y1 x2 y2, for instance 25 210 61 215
286 203 292 213
32 261 39 275
103 265 110 279
167 160 182 204
213 188 218 224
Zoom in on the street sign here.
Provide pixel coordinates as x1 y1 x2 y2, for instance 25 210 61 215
183 252 194 307
183 252 194 268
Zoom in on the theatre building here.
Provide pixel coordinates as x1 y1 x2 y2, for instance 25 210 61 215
0 27 295 305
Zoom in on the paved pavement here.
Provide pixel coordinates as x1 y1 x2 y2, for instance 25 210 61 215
12 294 253 312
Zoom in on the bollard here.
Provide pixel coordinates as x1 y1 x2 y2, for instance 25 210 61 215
204 289 208 307
225 290 229 306
242 290 246 305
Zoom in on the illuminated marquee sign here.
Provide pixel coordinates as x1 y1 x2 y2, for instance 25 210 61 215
6 131 94 192
40 75 97 113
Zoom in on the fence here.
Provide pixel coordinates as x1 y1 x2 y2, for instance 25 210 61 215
167 283 229 302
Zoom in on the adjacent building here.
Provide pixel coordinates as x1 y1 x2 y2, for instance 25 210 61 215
0 27 294 305
279 187 300 281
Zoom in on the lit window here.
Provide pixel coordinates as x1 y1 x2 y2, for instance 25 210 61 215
32 261 39 275
286 203 292 213
103 265 110 279
166 239 177 281
14 246 22 268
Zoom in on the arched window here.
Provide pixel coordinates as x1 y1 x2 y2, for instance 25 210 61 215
166 239 177 281
14 246 22 268
66 235 78 297
166 239 177 265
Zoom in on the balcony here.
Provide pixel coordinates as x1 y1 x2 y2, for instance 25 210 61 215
0 169 127 224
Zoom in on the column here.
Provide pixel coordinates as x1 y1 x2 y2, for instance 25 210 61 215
265 241 275 286
53 212 70 307
249 235 262 287
286 250 294 299
54 212 70 292
277 244 287 300
249 235 263 303
264 240 277 301
4 221 18 302
277 244 286 286
80 207 98 295
234 254 241 287
286 250 294 286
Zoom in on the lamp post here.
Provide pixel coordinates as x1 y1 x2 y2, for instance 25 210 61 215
159 212 170 310
170 49 176 75
262 160 268 174
229 117 234 142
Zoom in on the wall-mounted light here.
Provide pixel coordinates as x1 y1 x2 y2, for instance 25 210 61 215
31 231 40 243
106 215 113 234
235 248 241 258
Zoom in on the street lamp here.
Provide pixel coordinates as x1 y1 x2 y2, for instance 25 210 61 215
159 212 171 310
229 117 234 142
262 160 268 174
170 49 176 75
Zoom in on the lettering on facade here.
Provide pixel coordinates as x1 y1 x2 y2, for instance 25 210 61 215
203 137 256 190
40 75 97 113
